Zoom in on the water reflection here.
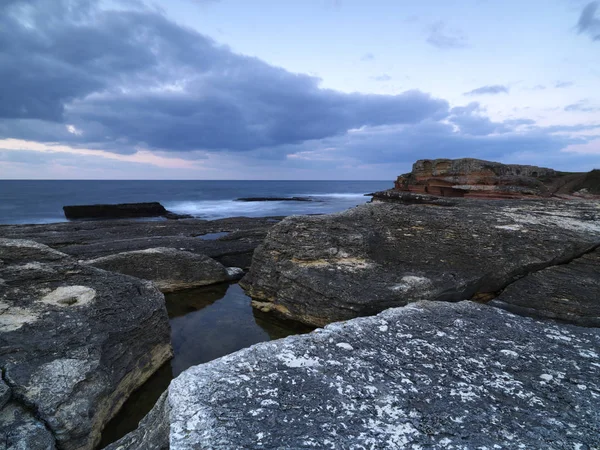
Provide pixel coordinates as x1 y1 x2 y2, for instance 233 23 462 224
99 282 312 448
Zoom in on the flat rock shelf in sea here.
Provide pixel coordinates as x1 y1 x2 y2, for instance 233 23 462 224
107 301 600 449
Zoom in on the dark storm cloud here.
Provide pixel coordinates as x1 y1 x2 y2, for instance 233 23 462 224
464 85 509 96
426 21 468 49
0 0 449 153
577 2 600 41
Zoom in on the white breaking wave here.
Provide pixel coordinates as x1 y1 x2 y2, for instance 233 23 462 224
301 193 369 199
164 194 371 220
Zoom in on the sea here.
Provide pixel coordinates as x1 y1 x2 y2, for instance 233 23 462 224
0 180 392 224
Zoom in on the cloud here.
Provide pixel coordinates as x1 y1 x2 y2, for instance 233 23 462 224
0 1 449 154
564 99 600 112
0 0 598 178
464 85 509 96
555 81 574 88
361 53 375 61
371 74 392 82
577 1 600 41
426 21 468 49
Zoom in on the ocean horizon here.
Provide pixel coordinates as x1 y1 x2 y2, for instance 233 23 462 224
0 179 392 225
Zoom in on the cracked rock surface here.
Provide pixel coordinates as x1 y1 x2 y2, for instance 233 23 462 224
491 247 600 326
0 238 172 450
241 199 600 327
108 301 600 449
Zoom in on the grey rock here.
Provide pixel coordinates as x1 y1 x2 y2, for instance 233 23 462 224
490 247 600 326
0 402 56 450
115 301 600 449
0 239 172 450
85 247 233 293
225 267 244 281
0 379 10 409
242 199 600 327
0 217 278 269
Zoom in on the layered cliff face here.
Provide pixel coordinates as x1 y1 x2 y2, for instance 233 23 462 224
394 158 558 198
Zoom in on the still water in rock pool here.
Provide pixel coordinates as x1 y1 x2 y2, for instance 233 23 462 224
99 283 313 448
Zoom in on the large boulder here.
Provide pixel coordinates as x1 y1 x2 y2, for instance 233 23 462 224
85 248 242 293
107 301 600 449
0 239 172 450
241 199 600 327
490 247 600 326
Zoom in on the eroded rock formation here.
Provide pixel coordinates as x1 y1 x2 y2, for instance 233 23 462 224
0 239 172 450
394 158 558 198
107 301 600 449
241 199 600 327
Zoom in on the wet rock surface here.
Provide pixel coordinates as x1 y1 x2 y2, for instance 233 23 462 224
241 199 600 327
108 301 600 449
491 247 600 326
0 216 279 270
85 247 241 293
0 239 172 450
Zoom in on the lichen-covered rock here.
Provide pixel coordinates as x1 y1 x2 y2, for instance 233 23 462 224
490 247 600 326
110 301 600 449
0 402 56 450
0 239 172 450
85 248 240 292
242 199 600 327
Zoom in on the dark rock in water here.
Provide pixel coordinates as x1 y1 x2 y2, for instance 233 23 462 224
85 247 242 292
241 199 600 327
490 247 600 326
108 301 600 449
63 202 168 220
0 216 278 270
369 189 459 206
0 238 172 450
163 212 194 220
236 196 316 202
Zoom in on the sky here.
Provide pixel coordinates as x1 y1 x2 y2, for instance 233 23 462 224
0 0 599 180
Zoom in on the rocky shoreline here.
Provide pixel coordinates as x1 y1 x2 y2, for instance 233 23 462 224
1 158 599 449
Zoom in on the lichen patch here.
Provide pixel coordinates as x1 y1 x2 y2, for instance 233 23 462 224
40 286 96 307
